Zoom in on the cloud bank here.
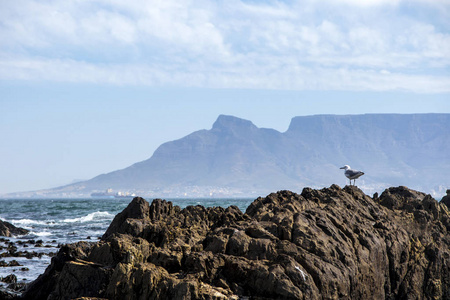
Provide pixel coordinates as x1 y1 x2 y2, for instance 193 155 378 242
1 0 449 92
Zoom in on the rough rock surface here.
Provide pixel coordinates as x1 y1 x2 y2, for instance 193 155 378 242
21 186 450 300
0 220 28 237
441 189 450 209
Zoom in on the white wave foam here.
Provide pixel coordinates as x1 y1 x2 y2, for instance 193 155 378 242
34 231 52 237
26 230 52 237
63 211 113 223
11 219 55 226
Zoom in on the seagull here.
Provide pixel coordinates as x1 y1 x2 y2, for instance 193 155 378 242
340 165 364 186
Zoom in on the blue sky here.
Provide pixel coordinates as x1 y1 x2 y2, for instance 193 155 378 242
1 0 449 194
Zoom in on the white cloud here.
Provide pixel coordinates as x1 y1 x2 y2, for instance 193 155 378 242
330 0 401 6
0 0 449 93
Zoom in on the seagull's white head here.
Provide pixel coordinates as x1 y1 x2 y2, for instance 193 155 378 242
340 165 350 170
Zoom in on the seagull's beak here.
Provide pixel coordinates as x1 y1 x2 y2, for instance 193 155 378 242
340 166 345 169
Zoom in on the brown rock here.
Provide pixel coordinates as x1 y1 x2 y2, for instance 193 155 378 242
0 220 28 237
441 189 450 209
21 186 450 300
1 274 16 284
102 197 151 239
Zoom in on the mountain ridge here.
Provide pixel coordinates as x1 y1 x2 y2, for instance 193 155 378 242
7 113 450 198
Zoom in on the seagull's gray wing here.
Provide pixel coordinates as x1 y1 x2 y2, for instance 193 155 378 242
345 169 364 179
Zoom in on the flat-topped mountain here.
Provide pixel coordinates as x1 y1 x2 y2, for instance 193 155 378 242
21 114 450 197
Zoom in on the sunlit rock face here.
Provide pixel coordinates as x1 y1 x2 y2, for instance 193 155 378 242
22 185 450 300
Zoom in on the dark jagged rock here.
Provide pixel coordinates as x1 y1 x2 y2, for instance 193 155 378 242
102 197 152 239
441 189 450 209
0 260 21 267
1 274 17 285
20 186 450 300
0 220 28 237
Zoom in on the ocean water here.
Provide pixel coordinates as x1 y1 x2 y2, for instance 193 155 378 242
0 197 254 289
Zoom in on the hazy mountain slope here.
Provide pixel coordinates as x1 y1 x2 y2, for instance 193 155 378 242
83 115 298 192
40 114 450 197
285 114 449 191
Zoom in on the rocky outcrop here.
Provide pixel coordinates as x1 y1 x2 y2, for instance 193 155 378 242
441 189 450 209
22 186 450 299
0 220 28 237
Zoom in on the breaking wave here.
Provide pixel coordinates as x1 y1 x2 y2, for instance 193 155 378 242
63 211 114 223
